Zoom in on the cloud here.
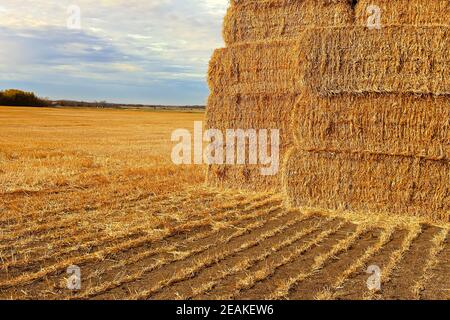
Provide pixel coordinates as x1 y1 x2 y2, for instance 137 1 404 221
0 0 228 104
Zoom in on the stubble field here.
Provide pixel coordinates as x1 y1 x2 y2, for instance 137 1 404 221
0 106 448 300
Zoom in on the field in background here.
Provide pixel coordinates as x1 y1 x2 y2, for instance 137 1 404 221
0 107 448 300
0 106 205 195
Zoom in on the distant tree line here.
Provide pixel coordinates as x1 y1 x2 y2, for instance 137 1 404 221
0 89 205 110
0 89 48 107
55 100 109 108
55 100 205 110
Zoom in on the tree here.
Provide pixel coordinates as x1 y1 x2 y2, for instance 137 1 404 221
0 89 48 107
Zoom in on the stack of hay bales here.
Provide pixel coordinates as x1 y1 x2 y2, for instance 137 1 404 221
206 0 449 221
285 2 449 222
206 0 353 191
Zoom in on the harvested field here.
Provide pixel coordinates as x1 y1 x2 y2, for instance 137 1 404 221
0 107 448 300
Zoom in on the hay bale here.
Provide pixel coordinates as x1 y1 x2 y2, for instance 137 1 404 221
223 0 353 45
205 93 295 192
207 164 281 191
293 90 450 160
206 40 300 192
206 40 299 149
207 93 296 144
284 148 449 222
355 0 450 26
208 40 300 96
300 26 450 96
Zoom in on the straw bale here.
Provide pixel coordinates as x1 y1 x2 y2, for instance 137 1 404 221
223 0 353 44
205 39 301 192
300 26 450 96
207 93 295 144
205 93 295 192
208 40 300 96
284 148 449 222
355 0 450 26
207 164 282 192
293 90 450 160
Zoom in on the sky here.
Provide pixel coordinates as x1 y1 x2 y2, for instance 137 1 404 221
0 0 228 105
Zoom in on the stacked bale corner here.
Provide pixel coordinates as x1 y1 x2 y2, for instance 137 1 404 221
355 0 449 26
207 40 300 97
286 25 449 222
207 0 449 221
223 0 353 44
206 40 299 191
206 0 354 192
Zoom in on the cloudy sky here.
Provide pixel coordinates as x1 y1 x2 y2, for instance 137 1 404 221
0 0 228 105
